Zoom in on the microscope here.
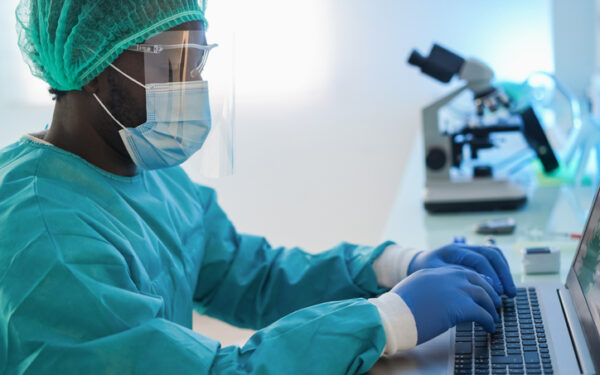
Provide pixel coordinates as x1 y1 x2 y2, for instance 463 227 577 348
408 44 559 213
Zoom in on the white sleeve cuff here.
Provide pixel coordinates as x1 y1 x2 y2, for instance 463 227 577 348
373 244 421 288
368 292 418 355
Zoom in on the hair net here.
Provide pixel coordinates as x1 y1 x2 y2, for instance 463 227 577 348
16 0 207 91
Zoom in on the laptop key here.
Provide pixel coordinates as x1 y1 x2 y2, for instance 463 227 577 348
524 351 539 363
455 342 472 354
456 322 473 332
492 356 523 364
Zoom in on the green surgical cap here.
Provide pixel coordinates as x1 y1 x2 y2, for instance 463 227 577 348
16 0 207 91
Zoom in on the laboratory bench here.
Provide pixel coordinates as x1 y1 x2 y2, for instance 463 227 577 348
382 133 595 285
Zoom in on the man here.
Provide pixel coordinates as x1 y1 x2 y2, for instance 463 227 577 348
0 1 515 374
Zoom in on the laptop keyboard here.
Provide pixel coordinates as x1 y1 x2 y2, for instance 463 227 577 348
454 287 554 375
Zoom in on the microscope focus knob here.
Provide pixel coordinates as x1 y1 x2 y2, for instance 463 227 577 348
426 147 447 170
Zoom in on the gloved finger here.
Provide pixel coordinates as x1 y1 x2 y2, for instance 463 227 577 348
462 269 502 310
469 273 502 308
464 284 500 322
462 303 496 334
468 246 516 297
455 251 504 295
463 245 510 268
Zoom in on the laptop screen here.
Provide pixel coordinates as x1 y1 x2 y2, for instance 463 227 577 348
573 196 600 334
568 186 600 372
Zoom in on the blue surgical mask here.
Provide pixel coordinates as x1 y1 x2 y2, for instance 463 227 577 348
93 66 212 170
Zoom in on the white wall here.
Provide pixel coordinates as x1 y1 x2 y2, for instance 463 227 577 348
0 1 54 141
185 0 554 250
552 0 596 99
0 0 553 252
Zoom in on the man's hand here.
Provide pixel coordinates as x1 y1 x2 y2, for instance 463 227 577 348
392 267 501 345
407 244 517 297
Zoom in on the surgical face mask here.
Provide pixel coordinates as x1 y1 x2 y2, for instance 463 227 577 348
93 65 212 170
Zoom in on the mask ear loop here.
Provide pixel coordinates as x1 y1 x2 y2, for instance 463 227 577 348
92 64 147 129
92 93 127 129
109 63 147 89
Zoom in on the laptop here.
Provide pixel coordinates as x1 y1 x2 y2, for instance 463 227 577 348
369 187 600 375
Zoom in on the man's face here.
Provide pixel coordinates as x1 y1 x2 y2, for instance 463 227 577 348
94 20 207 160
103 20 207 129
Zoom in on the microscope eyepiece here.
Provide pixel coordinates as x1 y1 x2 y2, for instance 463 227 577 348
407 44 465 83
408 50 426 68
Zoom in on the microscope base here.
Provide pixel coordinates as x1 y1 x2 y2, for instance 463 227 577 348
424 179 528 213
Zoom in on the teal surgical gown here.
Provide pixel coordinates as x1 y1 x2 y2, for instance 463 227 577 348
0 137 390 374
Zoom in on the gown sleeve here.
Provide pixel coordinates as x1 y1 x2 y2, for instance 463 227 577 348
193 185 391 329
1 232 386 375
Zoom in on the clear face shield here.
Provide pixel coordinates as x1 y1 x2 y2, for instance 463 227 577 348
125 29 235 177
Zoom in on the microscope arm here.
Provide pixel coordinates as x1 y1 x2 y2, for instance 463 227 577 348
458 58 494 96
422 85 469 180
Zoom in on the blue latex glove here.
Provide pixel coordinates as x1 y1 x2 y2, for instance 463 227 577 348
407 244 517 297
392 266 502 345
